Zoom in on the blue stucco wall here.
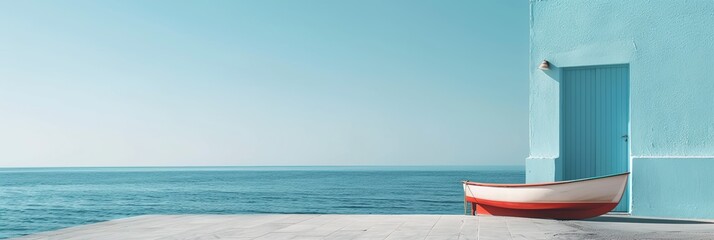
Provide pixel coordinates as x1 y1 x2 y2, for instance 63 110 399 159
528 1 714 218
633 158 714 219
525 157 561 183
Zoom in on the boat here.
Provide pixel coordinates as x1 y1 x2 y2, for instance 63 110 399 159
462 172 629 220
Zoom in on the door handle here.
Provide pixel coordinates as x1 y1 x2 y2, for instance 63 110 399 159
621 134 628 142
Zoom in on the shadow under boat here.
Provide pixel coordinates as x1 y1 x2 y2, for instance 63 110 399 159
582 215 714 224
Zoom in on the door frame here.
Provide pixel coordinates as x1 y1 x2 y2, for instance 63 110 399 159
558 64 632 213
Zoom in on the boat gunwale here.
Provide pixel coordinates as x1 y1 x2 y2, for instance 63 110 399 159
463 172 629 188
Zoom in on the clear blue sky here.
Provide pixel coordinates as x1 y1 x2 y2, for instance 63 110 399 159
0 1 529 167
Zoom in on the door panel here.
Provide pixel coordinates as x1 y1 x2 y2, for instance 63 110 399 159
562 65 629 212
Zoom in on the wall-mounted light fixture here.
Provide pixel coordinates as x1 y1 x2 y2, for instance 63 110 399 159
538 60 550 70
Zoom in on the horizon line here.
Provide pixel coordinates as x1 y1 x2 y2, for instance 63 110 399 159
0 164 526 169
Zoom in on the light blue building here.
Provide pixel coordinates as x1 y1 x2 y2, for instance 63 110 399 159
526 1 714 219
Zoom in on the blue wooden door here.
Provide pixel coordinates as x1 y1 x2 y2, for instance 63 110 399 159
562 65 629 212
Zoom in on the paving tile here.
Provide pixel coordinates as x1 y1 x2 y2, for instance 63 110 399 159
385 229 431 240
13 214 714 240
253 232 298 240
425 234 461 240
324 230 369 240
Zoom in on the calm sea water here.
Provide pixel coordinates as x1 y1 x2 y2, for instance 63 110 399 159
0 166 524 239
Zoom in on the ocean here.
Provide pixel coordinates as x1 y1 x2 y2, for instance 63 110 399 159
0 166 524 239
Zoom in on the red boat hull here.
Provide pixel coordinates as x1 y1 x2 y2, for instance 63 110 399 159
466 196 618 220
463 173 629 220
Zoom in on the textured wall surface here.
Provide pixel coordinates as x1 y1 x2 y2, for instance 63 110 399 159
525 157 560 183
528 0 714 218
632 158 714 218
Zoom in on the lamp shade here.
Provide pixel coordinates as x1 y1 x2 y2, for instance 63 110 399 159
539 60 550 70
